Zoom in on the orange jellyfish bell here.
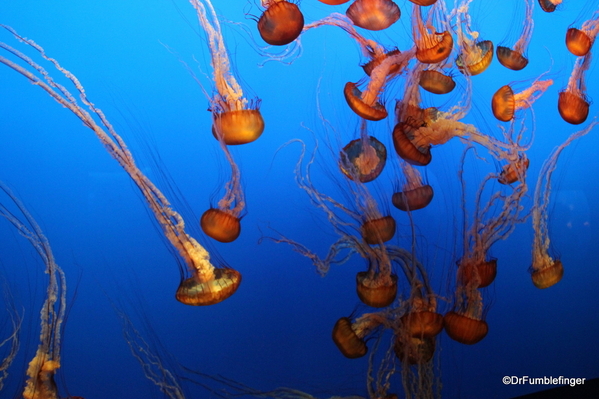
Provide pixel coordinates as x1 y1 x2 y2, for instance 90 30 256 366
360 215 396 244
538 0 561 13
339 135 387 182
412 5 453 64
531 259 564 289
566 28 593 57
558 90 590 125
443 311 488 345
346 0 401 31
491 85 516 122
212 108 265 145
257 0 304 46
456 40 494 76
496 46 529 71
392 184 434 211
362 48 402 77
332 317 368 358
498 156 530 185
419 70 456 95
176 267 242 306
356 271 398 308
200 208 241 243
457 258 497 288
344 82 388 121
392 122 432 166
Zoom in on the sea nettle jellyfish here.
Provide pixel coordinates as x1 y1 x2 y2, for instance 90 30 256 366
257 0 304 45
558 54 592 125
496 0 534 71
346 0 401 31
0 26 240 306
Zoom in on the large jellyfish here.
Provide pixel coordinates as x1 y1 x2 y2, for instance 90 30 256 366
566 8 599 56
0 26 240 306
558 53 592 125
491 78 553 122
453 0 494 76
257 0 305 46
411 1 453 65
496 0 534 71
0 182 82 398
530 121 597 289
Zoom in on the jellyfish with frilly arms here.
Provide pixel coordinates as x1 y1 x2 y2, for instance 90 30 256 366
530 121 597 289
0 26 239 306
0 182 82 398
496 0 534 71
566 8 599 57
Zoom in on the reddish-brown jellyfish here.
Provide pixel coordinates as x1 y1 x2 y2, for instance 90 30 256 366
565 8 599 56
454 0 493 76
530 123 597 288
339 120 387 182
496 0 534 71
411 4 453 64
498 155 530 185
346 0 401 31
443 310 488 345
332 313 386 358
538 0 561 13
319 0 351 4
491 79 553 122
258 0 304 46
0 26 241 306
392 162 434 211
356 257 398 307
419 69 456 94
558 54 591 125
344 49 414 121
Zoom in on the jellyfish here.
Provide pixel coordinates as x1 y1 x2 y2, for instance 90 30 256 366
411 2 453 65
418 69 456 95
454 0 494 76
530 122 597 289
538 0 561 13
391 162 434 211
339 119 387 183
0 183 82 398
344 49 415 121
496 0 534 71
346 0 401 31
332 313 388 358
257 0 304 46
491 78 553 122
566 8 599 56
558 53 592 125
0 26 240 306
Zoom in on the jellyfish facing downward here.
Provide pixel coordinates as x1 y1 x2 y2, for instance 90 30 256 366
0 182 82 399
0 26 240 306
530 122 597 288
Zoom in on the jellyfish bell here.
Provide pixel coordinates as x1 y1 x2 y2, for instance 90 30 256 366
443 311 488 345
496 46 529 71
400 311 443 338
457 258 497 288
176 267 242 306
332 317 368 358
558 90 590 125
360 215 396 244
346 0 401 31
456 40 494 76
538 0 562 13
566 28 593 57
419 69 456 95
412 6 453 64
491 85 516 122
498 156 530 185
356 270 398 308
200 208 241 243
257 0 304 46
392 184 434 211
362 48 402 77
531 259 563 289
211 108 265 145
339 135 387 183
344 82 388 121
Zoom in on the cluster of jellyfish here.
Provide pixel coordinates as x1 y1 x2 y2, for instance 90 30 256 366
0 0 598 398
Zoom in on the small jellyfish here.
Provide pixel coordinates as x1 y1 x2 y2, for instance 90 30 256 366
538 0 562 13
491 78 553 122
558 54 592 125
257 0 305 46
339 120 387 183
454 0 493 76
411 3 453 64
391 162 434 211
496 0 534 71
530 122 597 288
498 155 530 185
346 0 401 31
418 69 456 95
332 313 386 358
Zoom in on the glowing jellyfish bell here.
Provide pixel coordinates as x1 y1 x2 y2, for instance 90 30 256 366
538 0 562 13
419 69 456 95
564 8 599 56
391 162 434 211
346 0 401 31
411 2 453 64
558 54 591 125
496 0 533 71
454 0 493 76
339 119 387 183
257 0 305 46
0 26 240 306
